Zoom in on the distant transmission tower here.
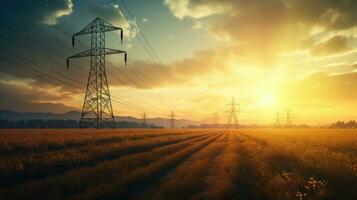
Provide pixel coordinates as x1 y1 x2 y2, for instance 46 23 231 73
274 112 281 128
214 112 218 127
143 112 147 127
169 110 175 128
67 17 127 128
226 98 239 129
285 109 292 128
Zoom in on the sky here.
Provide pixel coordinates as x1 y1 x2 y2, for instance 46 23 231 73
1 0 357 125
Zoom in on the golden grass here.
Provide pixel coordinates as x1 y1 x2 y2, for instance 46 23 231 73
0 129 356 200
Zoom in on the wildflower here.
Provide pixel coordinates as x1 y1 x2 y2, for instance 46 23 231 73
296 191 306 200
16 161 24 171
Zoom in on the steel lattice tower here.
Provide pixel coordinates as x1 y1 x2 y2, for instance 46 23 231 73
143 112 147 128
274 112 281 128
226 98 239 129
285 109 292 128
214 112 218 127
169 110 175 129
67 17 127 128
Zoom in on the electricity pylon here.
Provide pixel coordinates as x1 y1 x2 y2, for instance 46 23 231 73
67 17 127 128
214 112 218 127
274 112 281 128
285 109 292 128
169 110 175 129
226 98 239 129
142 112 147 128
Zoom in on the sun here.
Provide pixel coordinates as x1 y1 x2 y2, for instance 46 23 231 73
259 92 277 107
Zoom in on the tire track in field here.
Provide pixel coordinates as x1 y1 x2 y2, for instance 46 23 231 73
0 130 211 156
190 130 233 200
1 131 221 199
0 131 214 188
190 130 243 200
227 131 295 200
129 131 228 200
74 131 225 200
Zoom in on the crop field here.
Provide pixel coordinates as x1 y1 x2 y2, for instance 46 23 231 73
0 129 356 200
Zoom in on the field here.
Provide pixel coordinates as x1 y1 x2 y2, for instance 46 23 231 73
0 129 356 200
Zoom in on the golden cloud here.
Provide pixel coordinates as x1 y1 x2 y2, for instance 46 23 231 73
310 35 352 57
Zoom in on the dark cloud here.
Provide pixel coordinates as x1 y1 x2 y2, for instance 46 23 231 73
288 0 357 31
0 0 139 112
0 0 85 95
0 0 73 38
310 35 352 57
0 81 78 113
0 0 130 97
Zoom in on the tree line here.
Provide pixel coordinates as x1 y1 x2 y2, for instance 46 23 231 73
0 119 160 129
329 120 357 129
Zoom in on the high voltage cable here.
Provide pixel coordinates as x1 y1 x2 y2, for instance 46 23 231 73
92 4 173 115
113 0 175 83
0 48 141 113
5 4 166 116
1 2 181 118
115 0 179 114
120 0 174 80
0 34 139 111
108 65 168 115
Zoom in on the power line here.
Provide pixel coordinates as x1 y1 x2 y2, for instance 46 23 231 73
114 0 175 82
120 0 174 79
1 2 183 120
92 3 173 116
0 36 139 113
0 48 140 114
0 5 164 116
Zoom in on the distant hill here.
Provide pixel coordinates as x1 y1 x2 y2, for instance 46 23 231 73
0 110 201 128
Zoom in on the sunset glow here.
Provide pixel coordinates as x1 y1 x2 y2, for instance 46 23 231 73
1 0 357 125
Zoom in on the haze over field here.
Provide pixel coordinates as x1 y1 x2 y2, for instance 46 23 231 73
1 0 357 125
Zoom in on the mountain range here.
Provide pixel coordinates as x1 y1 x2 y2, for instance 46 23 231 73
0 110 201 128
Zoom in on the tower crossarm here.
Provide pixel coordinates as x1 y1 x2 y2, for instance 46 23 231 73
67 48 127 69
72 18 124 47
74 26 121 36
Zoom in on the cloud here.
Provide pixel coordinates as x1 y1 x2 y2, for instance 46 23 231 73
163 0 229 19
88 3 139 39
288 0 357 31
164 0 357 63
310 35 352 57
142 18 148 23
282 71 357 105
44 0 74 25
0 80 78 113
2 0 73 28
192 20 203 29
272 71 357 123
106 44 246 89
0 0 83 95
